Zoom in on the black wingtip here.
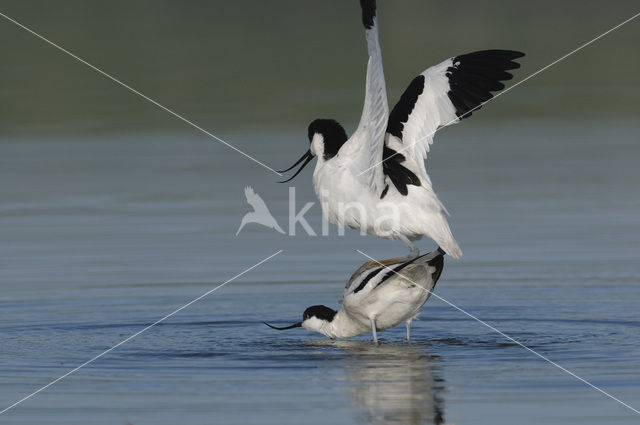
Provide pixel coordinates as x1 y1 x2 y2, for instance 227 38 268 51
360 0 376 29
447 49 525 120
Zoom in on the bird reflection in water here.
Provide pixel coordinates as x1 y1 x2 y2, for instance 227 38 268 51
311 340 445 425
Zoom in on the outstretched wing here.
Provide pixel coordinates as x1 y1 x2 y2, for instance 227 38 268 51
345 0 388 192
386 50 524 178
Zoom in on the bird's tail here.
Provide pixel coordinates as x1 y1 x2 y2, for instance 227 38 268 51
437 237 462 259
414 247 445 263
424 214 462 259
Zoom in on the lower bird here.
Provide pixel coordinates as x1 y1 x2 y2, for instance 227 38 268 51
264 248 444 343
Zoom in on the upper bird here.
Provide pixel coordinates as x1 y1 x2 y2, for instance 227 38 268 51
278 0 524 260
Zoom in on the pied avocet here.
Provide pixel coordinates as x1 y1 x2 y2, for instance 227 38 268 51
264 248 444 343
278 1 524 260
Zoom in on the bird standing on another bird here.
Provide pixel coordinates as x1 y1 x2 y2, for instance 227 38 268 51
278 1 524 261
264 248 444 343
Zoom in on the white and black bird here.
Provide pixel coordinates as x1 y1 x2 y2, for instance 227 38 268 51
278 1 524 260
264 248 444 343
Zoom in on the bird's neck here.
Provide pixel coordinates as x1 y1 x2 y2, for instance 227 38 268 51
323 309 369 338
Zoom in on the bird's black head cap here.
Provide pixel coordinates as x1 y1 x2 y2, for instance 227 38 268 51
303 305 337 322
308 119 348 160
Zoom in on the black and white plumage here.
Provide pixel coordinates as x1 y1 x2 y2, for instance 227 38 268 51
279 1 524 259
264 249 445 342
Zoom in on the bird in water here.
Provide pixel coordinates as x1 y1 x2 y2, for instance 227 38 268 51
264 248 444 343
278 0 524 262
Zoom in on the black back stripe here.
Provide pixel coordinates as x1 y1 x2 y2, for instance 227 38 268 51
377 256 421 288
355 252 443 294
360 0 376 30
446 50 524 119
353 266 384 294
386 75 425 139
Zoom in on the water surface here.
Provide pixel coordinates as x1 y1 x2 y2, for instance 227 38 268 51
1 120 640 424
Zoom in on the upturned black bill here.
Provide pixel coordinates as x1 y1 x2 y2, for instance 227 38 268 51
263 321 302 330
277 150 313 183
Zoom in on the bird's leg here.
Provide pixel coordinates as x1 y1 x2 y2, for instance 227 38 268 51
370 317 378 344
394 231 420 261
406 320 412 342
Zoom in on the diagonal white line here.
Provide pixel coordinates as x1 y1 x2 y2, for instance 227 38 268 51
358 10 640 177
356 249 640 416
0 250 283 416
0 11 282 177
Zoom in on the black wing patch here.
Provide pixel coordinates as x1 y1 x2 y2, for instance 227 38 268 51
378 256 419 285
360 0 376 30
382 75 425 198
386 75 425 139
381 145 420 198
353 256 418 294
353 253 440 295
446 50 524 119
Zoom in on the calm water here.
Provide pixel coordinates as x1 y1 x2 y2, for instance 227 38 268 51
1 120 640 424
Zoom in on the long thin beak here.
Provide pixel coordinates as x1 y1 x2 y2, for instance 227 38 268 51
277 150 313 183
263 321 302 330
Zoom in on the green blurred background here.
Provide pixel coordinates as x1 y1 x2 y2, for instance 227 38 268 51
0 0 638 137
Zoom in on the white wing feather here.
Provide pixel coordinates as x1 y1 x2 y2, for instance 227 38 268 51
388 51 524 178
345 10 388 193
400 60 458 177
